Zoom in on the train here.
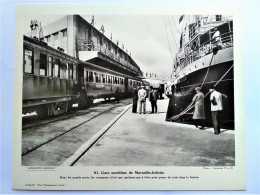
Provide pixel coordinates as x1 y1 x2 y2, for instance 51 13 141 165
23 36 147 117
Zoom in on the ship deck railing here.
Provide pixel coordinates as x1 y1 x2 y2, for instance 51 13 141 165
176 31 233 72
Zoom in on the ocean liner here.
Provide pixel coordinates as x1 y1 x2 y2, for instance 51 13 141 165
166 15 234 129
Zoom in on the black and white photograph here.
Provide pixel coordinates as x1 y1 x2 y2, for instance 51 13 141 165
11 3 246 191
21 14 235 167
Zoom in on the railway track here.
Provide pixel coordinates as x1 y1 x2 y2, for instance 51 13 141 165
22 100 132 166
22 98 118 130
63 104 132 166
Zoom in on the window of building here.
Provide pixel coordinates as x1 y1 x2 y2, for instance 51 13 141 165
53 58 60 78
73 64 77 80
62 29 67 38
216 15 222 21
24 48 33 73
40 53 47 76
48 56 53 76
46 36 51 42
53 32 59 40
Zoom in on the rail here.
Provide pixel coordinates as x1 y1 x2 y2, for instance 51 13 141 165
188 16 233 40
176 31 233 71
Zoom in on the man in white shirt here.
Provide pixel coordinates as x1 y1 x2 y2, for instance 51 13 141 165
138 86 147 114
209 89 227 135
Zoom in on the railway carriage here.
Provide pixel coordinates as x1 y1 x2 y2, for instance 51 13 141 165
23 36 79 117
77 61 127 106
23 36 147 117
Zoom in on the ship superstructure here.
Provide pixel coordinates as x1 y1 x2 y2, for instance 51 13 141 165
167 15 234 129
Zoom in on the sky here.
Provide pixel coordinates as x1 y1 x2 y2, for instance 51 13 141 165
22 15 183 78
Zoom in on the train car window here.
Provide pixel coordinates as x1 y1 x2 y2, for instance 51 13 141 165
48 56 53 76
65 62 69 79
102 74 105 83
40 54 47 76
89 71 93 82
84 69 89 83
94 72 97 82
73 64 77 80
69 63 73 79
53 58 60 78
97 73 101 83
24 48 33 73
130 80 132 86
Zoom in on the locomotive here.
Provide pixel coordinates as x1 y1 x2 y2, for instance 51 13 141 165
23 36 145 117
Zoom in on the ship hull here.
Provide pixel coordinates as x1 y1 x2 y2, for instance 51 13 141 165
167 59 234 130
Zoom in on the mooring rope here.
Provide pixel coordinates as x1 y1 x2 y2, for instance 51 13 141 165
170 54 234 122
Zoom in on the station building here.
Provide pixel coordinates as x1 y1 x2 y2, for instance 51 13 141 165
29 15 142 77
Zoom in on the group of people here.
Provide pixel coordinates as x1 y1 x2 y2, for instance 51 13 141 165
132 85 158 114
190 87 227 135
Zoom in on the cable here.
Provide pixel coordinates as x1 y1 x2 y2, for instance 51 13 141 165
171 15 181 35
163 15 175 62
167 15 178 50
171 53 214 121
171 62 234 121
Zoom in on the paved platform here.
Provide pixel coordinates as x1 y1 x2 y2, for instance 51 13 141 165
74 97 235 166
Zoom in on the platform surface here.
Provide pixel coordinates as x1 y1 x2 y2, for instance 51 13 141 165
75 97 235 166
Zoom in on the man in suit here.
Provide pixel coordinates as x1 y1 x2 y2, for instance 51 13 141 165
115 87 121 103
138 85 147 114
132 86 138 113
149 86 158 114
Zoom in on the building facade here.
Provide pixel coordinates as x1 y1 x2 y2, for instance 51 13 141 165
30 15 142 77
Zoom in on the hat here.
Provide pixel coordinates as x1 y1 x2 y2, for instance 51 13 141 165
209 88 215 93
195 87 201 91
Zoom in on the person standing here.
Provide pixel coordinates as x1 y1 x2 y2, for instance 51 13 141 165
149 86 158 114
209 88 227 135
190 87 205 129
115 87 121 103
132 86 138 113
138 85 147 114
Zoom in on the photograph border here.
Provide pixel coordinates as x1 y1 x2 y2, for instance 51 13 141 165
11 2 246 191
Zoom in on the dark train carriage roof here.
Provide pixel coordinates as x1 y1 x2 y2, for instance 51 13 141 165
23 35 78 63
